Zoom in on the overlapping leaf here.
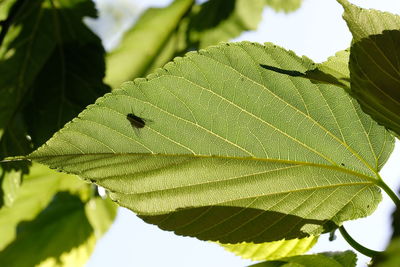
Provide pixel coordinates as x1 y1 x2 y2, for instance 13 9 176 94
337 0 400 137
30 42 394 244
222 236 317 261
304 50 350 90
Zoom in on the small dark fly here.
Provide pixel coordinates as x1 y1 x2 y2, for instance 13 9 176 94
126 113 146 129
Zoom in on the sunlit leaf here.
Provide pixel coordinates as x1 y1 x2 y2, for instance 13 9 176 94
85 197 117 237
222 236 317 261
248 250 357 267
337 0 400 42
29 42 393 244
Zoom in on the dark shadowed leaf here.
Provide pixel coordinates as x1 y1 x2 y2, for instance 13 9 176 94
337 0 400 137
349 30 400 137
188 0 265 49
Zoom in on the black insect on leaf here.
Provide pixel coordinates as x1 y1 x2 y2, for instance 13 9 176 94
127 113 146 129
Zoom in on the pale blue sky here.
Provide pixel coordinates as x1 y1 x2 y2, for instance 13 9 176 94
86 1 400 266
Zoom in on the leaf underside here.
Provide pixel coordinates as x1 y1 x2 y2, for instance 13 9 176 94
30 42 393 243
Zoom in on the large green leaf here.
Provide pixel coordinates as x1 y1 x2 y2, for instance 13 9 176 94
29 42 394 243
222 236 317 261
337 0 400 137
188 0 265 49
105 0 194 88
248 250 357 267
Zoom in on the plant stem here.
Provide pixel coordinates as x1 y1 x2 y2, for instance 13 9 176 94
376 178 400 209
339 226 382 258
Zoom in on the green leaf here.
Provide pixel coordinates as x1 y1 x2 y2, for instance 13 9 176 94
0 0 109 153
349 30 400 137
23 39 110 147
337 0 400 137
29 42 394 243
248 250 357 267
0 163 86 250
337 0 400 42
222 236 317 261
0 0 95 136
85 197 118 237
188 0 265 48
304 50 350 90
0 192 94 267
105 0 194 88
264 0 303 13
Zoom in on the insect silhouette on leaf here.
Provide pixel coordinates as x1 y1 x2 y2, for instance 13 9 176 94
127 113 146 129
126 112 150 136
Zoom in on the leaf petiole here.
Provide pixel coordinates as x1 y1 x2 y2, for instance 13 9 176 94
339 226 382 258
376 178 400 209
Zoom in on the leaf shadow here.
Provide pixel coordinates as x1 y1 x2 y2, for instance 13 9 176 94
140 205 337 244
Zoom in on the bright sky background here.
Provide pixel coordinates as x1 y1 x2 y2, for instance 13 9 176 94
86 1 400 266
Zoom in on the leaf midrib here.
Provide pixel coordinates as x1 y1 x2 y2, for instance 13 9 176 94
29 152 379 184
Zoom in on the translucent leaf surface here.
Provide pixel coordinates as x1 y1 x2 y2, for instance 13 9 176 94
30 42 394 243
249 250 357 267
337 0 400 42
222 236 317 261
105 0 194 88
